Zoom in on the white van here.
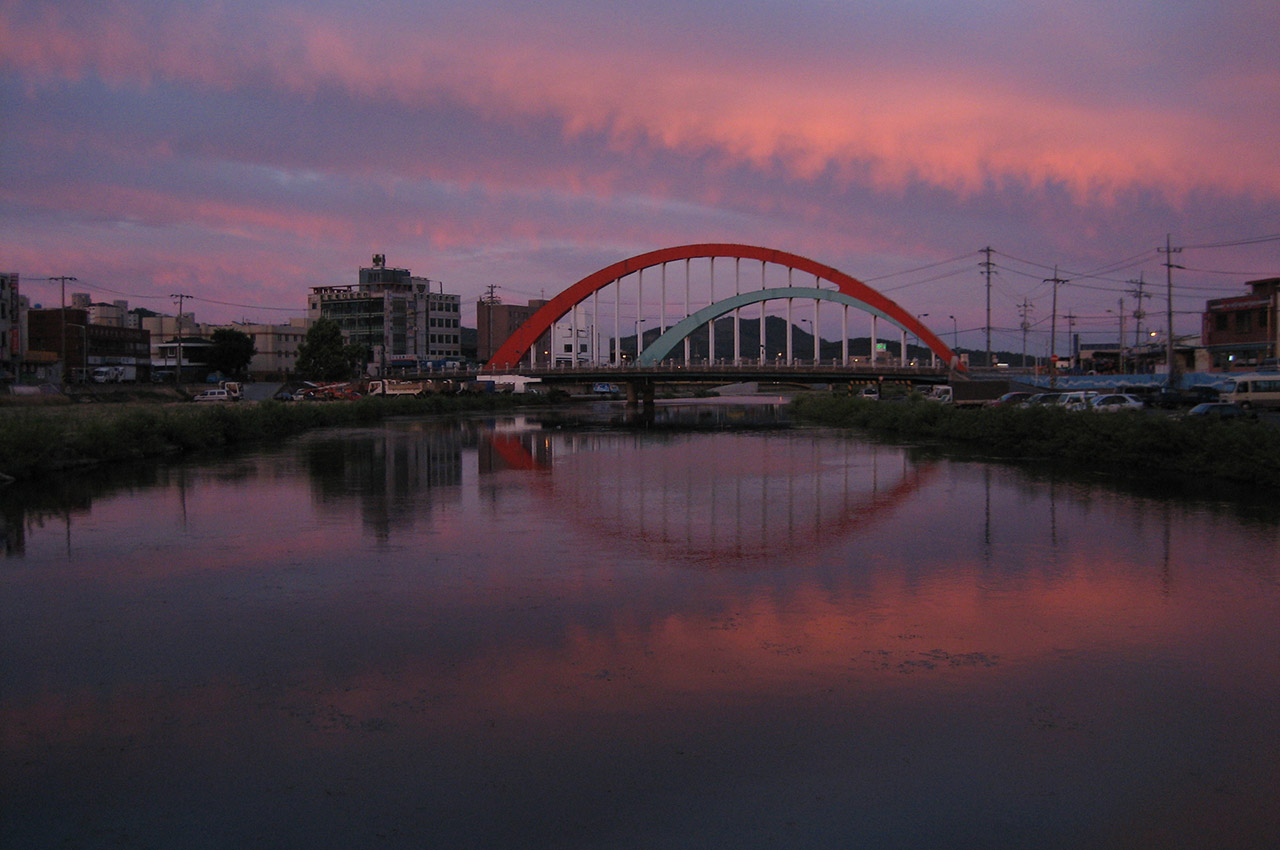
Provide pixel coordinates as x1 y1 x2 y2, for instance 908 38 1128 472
1221 374 1280 410
192 388 231 403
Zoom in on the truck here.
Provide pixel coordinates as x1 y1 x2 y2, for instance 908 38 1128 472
924 381 1017 407
366 379 427 397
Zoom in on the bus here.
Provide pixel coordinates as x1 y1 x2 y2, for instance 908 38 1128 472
1220 373 1280 410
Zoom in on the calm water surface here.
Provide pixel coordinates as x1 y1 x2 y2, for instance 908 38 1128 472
3 408 1280 848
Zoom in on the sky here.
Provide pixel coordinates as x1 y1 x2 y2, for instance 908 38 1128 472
3 0 1280 355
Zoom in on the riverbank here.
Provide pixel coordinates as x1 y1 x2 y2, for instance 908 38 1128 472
789 394 1280 488
0 394 541 480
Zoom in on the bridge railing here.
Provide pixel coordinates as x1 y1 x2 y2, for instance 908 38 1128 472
475 361 952 377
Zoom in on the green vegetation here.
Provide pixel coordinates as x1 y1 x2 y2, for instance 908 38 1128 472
0 393 536 480
295 318 368 381
790 395 1280 488
206 328 257 379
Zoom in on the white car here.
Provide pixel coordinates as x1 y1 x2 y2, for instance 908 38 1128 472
192 388 231 403
1059 391 1099 411
1087 393 1146 412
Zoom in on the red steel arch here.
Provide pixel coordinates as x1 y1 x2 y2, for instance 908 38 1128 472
483 243 960 370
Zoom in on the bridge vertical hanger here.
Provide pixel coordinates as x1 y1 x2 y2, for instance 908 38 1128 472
684 260 691 365
786 267 794 365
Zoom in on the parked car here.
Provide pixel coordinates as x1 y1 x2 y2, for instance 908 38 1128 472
1088 393 1146 412
988 392 1033 407
1021 392 1062 407
1152 385 1223 409
1060 391 1100 411
1187 402 1251 419
192 388 231 403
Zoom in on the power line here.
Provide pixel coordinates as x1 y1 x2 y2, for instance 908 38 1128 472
1182 232 1280 250
863 251 978 282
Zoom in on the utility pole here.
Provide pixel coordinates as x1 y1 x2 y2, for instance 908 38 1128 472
480 284 500 361
980 246 996 367
1046 267 1068 387
50 276 78 383
1116 298 1127 374
1157 234 1183 386
171 293 190 386
1128 273 1151 348
1017 298 1033 368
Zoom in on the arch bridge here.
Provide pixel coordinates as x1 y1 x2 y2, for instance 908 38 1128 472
483 243 961 380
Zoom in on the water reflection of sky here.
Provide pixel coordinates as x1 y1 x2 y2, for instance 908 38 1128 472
3 417 1279 848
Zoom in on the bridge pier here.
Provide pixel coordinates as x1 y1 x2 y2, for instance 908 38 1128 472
623 379 656 415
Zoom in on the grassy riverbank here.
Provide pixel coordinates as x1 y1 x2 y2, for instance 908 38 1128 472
790 394 1280 488
0 394 538 480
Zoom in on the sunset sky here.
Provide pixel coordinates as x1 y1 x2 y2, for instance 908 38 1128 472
3 0 1279 354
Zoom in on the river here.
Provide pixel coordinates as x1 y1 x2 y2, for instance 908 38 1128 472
3 402 1279 848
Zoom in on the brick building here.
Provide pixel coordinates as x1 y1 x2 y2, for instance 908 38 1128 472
1202 277 1280 371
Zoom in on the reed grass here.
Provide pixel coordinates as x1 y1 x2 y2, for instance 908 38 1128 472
790 395 1280 488
0 394 530 479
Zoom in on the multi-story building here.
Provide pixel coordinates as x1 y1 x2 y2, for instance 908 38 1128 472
309 256 461 372
87 300 129 327
230 318 311 379
26 308 151 381
477 297 549 365
1202 277 1280 371
0 272 17 379
476 298 601 367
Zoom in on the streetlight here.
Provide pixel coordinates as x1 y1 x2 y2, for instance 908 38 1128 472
948 315 958 349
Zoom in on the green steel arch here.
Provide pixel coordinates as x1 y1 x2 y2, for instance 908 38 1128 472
637 287 897 365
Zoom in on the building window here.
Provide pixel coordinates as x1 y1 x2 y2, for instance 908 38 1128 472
1235 312 1253 333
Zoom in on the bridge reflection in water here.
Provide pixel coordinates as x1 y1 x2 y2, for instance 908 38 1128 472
482 420 934 567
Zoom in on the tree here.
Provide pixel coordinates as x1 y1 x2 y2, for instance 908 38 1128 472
296 318 366 381
206 328 257 379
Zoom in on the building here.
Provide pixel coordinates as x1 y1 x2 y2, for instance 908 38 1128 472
0 272 17 379
1202 277 1280 371
87 300 129 327
477 297 549 365
308 255 461 372
231 318 311 379
26 308 151 382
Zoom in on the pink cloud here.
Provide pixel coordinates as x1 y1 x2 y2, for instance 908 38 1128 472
5 1 1278 205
